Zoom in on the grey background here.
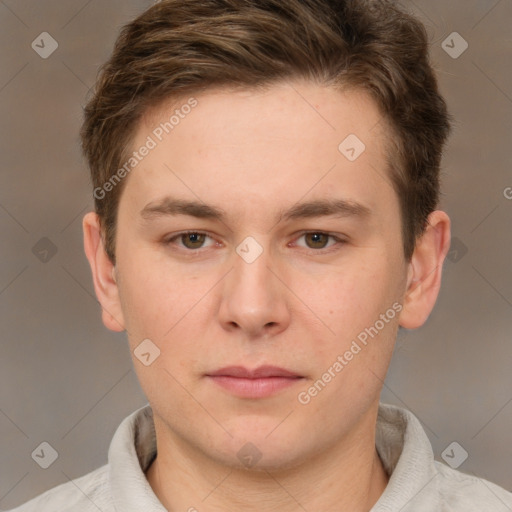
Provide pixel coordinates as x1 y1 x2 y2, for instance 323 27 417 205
0 0 511 507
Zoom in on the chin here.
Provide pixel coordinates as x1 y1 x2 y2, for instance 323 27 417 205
217 443 308 474
206 423 307 472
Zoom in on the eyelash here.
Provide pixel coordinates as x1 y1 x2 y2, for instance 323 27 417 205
163 230 346 254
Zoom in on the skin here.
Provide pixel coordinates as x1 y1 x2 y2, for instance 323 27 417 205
83 80 451 511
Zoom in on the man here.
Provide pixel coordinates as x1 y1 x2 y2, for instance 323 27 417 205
10 0 512 510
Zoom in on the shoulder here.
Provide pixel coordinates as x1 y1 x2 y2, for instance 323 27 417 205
434 461 512 511
6 464 114 512
375 403 512 511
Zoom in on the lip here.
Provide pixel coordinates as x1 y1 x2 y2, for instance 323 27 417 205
206 365 304 398
207 365 302 379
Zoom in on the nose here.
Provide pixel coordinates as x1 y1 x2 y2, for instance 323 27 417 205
217 244 291 339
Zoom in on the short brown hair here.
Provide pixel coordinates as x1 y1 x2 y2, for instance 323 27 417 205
81 0 450 264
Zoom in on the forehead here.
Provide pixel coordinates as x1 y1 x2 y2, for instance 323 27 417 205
142 81 385 152
122 81 394 223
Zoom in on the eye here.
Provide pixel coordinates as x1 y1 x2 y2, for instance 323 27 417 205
294 232 343 250
165 231 217 250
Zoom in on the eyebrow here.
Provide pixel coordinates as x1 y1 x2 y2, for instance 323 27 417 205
279 198 371 222
141 198 226 221
140 197 372 223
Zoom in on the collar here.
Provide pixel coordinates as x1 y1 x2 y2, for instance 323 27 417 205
372 404 440 511
107 402 440 511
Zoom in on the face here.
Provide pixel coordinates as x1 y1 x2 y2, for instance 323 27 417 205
112 81 409 470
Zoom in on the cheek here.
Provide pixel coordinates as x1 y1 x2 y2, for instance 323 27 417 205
115 242 202 339
116 257 222 397
299 294 399 421
303 256 400 378
304 260 393 331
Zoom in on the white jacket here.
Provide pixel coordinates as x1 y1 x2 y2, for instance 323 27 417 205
7 403 512 511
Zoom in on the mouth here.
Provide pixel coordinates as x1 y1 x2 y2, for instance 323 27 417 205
205 365 305 398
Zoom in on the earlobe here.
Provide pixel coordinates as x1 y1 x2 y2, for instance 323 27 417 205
83 212 126 332
399 210 451 330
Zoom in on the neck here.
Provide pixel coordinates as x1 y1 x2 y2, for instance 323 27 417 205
146 406 389 512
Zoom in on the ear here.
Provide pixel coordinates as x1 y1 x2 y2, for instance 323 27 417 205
83 212 126 332
399 210 451 329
